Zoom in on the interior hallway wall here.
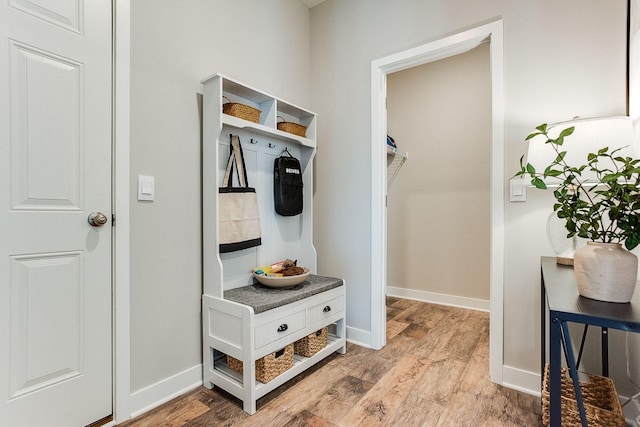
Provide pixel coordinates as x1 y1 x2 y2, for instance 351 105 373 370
386 43 491 303
129 0 310 395
309 0 627 392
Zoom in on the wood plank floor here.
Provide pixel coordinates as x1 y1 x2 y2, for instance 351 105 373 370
118 297 542 427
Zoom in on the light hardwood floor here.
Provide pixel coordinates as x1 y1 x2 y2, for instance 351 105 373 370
119 297 542 427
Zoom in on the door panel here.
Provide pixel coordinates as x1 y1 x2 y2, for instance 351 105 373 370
10 252 83 399
8 0 82 33
10 41 82 209
0 0 113 425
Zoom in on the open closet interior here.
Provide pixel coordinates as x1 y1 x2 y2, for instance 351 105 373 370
385 43 492 307
386 136 408 188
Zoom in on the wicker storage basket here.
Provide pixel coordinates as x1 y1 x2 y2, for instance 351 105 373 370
227 344 294 383
226 354 243 373
277 116 307 137
294 327 328 357
222 96 261 123
541 364 626 427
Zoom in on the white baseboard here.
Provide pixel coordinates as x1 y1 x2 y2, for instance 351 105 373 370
346 325 372 348
386 286 490 312
128 364 203 420
501 365 541 397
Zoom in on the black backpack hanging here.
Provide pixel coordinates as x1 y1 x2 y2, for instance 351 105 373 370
274 149 303 216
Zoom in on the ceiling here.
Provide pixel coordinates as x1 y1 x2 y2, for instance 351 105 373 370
299 0 326 8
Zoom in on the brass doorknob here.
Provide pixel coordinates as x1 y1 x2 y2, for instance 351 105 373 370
88 212 108 227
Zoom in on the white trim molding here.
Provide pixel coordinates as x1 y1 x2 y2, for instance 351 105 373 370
502 365 541 397
346 326 373 349
386 286 490 312
128 365 203 420
113 0 131 423
371 19 505 383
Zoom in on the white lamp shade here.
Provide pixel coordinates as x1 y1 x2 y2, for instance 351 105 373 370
525 116 637 186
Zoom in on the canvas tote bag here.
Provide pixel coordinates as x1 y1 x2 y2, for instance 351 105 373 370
218 135 262 253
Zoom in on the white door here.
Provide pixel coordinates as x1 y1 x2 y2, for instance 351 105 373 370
0 1 113 426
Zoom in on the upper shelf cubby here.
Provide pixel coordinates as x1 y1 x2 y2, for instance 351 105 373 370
201 73 316 148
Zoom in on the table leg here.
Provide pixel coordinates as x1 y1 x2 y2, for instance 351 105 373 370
576 324 589 370
541 274 546 379
549 316 562 427
560 320 588 427
602 327 609 376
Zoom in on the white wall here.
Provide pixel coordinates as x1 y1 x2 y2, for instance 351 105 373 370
386 43 491 303
310 0 628 390
129 0 310 395
126 0 637 407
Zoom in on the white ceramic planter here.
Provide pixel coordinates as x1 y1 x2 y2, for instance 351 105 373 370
574 242 638 303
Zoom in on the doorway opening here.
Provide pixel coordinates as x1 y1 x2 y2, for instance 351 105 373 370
370 19 505 383
385 42 491 309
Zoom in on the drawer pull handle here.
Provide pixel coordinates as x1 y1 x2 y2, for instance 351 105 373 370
277 324 288 332
323 306 331 313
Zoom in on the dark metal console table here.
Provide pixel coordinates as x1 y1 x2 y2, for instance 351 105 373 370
541 256 640 426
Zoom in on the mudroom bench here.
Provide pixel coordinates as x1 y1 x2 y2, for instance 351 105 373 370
201 73 346 414
202 275 346 414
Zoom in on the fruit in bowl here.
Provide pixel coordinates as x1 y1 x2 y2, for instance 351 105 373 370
253 259 302 276
253 259 310 288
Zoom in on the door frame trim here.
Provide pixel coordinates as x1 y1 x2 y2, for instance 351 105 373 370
113 0 131 423
370 19 504 383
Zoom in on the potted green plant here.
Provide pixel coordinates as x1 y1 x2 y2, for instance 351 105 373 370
516 123 640 303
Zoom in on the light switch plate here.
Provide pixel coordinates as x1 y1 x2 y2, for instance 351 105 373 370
138 175 155 201
509 177 526 202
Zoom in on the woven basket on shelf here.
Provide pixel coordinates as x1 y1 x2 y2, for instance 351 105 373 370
222 96 261 123
294 327 328 357
226 354 243 373
277 116 306 137
227 344 294 383
541 364 626 427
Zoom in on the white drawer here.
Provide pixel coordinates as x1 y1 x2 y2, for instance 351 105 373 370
254 309 306 349
308 295 344 325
